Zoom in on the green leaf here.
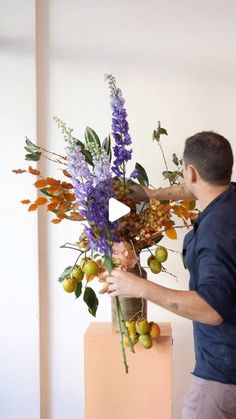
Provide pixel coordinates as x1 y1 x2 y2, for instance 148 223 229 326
25 152 42 161
154 234 164 244
25 137 39 152
75 281 82 298
40 187 54 197
85 127 101 148
102 135 112 161
152 122 168 142
172 153 179 166
135 162 149 187
58 266 73 282
83 287 98 317
103 255 114 274
162 170 179 183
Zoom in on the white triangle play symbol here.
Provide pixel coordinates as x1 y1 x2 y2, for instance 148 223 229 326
108 197 130 222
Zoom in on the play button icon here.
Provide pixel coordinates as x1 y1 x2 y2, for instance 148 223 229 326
108 197 131 222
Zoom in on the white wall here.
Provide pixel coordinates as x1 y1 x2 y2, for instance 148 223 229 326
0 1 40 419
2 1 236 418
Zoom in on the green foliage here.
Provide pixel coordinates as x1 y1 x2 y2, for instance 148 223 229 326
24 137 42 161
75 281 83 299
58 266 73 282
152 121 168 142
83 287 98 317
135 162 149 187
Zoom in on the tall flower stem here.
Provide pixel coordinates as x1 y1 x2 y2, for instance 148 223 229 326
115 296 129 374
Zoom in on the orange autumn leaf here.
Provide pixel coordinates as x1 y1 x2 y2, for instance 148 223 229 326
180 206 189 220
28 166 40 176
47 186 63 196
46 177 61 186
12 169 27 174
35 197 48 206
34 179 49 188
165 228 177 240
51 218 62 224
21 199 31 204
28 203 38 211
64 192 75 202
47 202 58 211
172 205 182 217
61 181 73 189
50 196 62 203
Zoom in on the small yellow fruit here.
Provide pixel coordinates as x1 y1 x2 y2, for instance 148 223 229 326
123 333 139 347
81 260 99 276
139 334 153 349
125 321 136 334
155 246 168 263
70 266 84 282
149 259 162 274
63 277 76 293
149 322 161 339
135 319 150 335
147 255 155 265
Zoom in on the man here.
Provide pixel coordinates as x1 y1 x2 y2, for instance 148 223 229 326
106 131 236 419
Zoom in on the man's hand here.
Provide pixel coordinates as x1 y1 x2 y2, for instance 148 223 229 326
127 184 151 203
106 269 145 297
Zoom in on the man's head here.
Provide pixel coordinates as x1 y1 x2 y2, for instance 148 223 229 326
183 131 233 191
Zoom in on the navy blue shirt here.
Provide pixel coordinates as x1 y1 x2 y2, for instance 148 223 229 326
183 183 236 384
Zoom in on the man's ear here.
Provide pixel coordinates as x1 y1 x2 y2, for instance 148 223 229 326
188 165 198 183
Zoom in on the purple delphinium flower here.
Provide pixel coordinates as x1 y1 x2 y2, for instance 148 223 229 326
65 138 117 256
106 74 137 180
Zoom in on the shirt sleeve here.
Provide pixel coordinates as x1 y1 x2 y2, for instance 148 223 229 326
195 224 236 320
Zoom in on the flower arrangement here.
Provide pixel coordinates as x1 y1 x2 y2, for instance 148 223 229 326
13 74 197 372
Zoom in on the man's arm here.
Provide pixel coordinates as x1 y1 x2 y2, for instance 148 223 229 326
106 270 223 326
128 183 196 202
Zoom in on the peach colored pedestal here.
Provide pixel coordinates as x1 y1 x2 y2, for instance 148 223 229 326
84 322 172 419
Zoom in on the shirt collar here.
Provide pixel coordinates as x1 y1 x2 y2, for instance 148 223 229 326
193 182 234 230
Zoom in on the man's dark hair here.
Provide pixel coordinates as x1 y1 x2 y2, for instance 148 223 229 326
183 131 234 185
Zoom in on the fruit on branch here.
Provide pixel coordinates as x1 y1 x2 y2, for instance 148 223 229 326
70 266 84 282
155 246 168 263
139 334 153 349
81 259 99 276
63 277 76 293
135 319 150 335
148 258 162 274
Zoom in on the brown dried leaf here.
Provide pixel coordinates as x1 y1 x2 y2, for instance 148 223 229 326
35 197 48 206
21 199 31 204
28 203 38 211
47 202 58 211
46 177 61 186
51 218 62 224
47 186 62 196
64 192 75 202
28 166 40 176
34 179 49 188
12 169 27 174
63 169 71 178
